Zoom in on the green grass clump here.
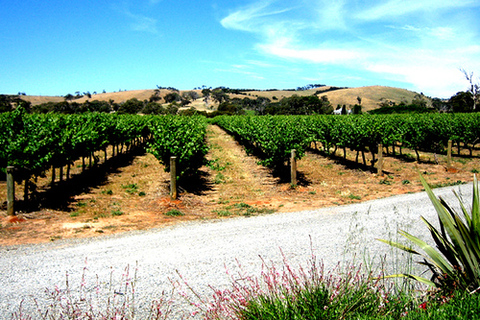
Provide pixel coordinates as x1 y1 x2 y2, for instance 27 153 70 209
111 210 124 216
164 209 184 217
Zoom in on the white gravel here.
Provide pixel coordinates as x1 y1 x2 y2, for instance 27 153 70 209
0 183 474 319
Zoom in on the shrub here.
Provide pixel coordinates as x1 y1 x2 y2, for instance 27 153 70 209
380 175 480 293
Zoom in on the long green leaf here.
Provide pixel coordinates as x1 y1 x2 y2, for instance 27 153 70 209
398 230 454 275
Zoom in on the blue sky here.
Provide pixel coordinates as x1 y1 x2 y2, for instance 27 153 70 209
1 0 479 98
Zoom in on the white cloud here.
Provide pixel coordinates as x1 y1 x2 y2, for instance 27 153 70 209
221 1 294 32
220 0 480 97
357 0 477 21
258 42 364 64
113 2 158 34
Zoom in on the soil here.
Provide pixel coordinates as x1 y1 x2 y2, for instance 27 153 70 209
1 125 479 246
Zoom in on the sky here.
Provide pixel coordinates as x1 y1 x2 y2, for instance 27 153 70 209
1 0 480 98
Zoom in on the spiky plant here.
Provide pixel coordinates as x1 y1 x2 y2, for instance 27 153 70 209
379 175 480 293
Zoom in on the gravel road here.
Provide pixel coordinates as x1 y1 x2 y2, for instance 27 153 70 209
0 183 474 319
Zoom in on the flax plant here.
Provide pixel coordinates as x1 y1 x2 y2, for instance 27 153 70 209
379 175 480 293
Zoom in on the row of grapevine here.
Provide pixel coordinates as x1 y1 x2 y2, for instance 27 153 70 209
304 113 480 162
0 108 151 182
213 114 480 168
212 115 311 168
147 115 208 176
2 110 209 211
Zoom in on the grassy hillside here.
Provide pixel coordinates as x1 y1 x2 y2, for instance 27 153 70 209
18 86 430 112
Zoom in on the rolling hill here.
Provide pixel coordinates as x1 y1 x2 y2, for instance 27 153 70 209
19 86 430 113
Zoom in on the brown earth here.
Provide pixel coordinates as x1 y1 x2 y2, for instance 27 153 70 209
1 125 478 246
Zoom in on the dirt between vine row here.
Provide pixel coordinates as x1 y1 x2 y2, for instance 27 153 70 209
1 125 479 246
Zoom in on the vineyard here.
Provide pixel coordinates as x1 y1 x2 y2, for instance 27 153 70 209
213 113 480 168
1 110 479 244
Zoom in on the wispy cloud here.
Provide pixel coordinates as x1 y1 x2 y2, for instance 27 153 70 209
220 0 480 97
113 2 158 34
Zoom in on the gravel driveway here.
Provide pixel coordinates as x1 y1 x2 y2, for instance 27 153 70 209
0 183 474 318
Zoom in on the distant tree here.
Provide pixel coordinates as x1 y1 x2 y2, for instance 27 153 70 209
352 104 362 114
64 93 74 102
141 102 165 115
431 97 449 112
165 104 178 115
117 98 143 114
265 95 331 115
357 96 362 105
84 100 111 113
183 91 200 101
0 95 13 113
448 91 474 113
211 89 229 104
460 69 479 111
164 92 182 103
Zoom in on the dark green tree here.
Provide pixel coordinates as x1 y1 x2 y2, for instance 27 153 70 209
117 98 144 114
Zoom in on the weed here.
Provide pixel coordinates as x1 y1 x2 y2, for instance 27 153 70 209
111 210 124 216
348 194 361 200
379 178 392 185
102 189 113 195
70 212 80 218
214 173 225 184
215 210 232 217
472 168 479 173
138 191 146 196
429 180 466 189
207 158 227 171
76 201 87 207
234 202 251 209
122 183 139 194
164 209 184 217
402 179 411 185
308 190 317 195
455 158 470 165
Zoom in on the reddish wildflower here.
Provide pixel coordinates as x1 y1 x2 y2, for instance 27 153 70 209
419 302 427 310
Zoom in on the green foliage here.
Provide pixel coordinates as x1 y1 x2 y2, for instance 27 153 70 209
147 115 208 175
0 110 150 180
213 115 311 168
111 210 124 216
379 175 480 292
117 98 144 114
164 209 184 216
265 94 332 115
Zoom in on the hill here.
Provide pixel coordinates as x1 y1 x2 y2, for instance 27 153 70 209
18 86 430 113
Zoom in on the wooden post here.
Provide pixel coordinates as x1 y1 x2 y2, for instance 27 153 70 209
7 166 15 216
447 140 452 168
291 149 297 186
170 156 178 200
377 143 384 176
51 165 56 186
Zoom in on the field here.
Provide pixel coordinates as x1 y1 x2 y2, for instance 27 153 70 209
1 122 478 246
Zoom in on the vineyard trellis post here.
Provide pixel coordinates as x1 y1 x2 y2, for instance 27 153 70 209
170 156 178 200
291 149 297 186
6 166 15 216
377 144 384 176
447 140 452 168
